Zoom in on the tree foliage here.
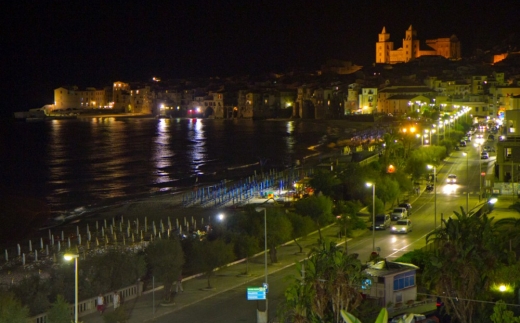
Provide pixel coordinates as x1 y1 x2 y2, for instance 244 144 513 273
232 234 260 275
77 249 146 298
8 274 50 316
287 212 316 253
294 195 334 240
279 241 365 323
145 237 184 302
265 209 293 263
190 238 234 289
491 300 520 323
0 291 29 323
423 208 501 323
309 169 341 197
46 295 71 323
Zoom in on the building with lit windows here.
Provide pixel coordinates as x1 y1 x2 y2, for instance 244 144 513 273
377 86 435 115
54 86 110 110
376 25 461 64
358 88 378 114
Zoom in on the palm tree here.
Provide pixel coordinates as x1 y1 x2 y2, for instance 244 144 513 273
423 207 498 323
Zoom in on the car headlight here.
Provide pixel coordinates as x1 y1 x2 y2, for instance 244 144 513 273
391 226 396 230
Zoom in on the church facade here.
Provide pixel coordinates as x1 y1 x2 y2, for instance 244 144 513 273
376 25 461 64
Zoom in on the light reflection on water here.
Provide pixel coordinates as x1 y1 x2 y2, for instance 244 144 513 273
3 118 329 212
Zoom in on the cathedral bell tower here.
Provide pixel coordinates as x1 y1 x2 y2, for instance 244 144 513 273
376 27 393 64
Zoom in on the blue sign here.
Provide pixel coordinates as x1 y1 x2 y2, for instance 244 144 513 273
247 287 266 300
263 282 269 293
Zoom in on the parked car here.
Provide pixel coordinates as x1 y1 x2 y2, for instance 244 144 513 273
484 145 495 152
459 140 466 147
390 219 413 233
446 174 457 184
390 313 429 323
481 151 489 159
371 214 391 230
398 203 412 215
391 207 408 221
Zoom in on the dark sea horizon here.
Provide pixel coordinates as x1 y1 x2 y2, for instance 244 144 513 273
0 117 336 216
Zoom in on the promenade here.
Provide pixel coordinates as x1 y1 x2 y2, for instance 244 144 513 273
81 223 341 323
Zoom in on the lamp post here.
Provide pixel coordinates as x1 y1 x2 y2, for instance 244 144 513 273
255 207 268 320
427 165 437 229
64 254 79 323
366 183 375 251
463 152 469 212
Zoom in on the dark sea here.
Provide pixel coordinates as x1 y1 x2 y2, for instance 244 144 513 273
0 117 332 216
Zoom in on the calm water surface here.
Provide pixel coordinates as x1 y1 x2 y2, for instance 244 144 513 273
1 118 329 214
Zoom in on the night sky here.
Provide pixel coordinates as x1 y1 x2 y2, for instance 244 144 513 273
1 0 519 115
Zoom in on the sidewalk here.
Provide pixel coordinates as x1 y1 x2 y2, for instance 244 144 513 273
81 224 343 323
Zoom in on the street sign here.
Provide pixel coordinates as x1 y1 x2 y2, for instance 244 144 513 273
247 287 266 300
263 282 269 293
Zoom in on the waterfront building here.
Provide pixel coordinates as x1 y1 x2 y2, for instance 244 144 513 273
54 86 111 110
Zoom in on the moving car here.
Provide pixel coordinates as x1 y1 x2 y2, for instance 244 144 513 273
447 174 457 184
391 207 408 221
371 214 391 230
390 219 413 233
481 151 489 159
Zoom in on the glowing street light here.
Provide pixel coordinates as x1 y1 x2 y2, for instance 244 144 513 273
64 254 79 323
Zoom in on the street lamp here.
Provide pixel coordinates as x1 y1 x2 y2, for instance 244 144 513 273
64 254 79 323
427 165 437 230
255 207 268 320
463 152 469 212
366 183 375 251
